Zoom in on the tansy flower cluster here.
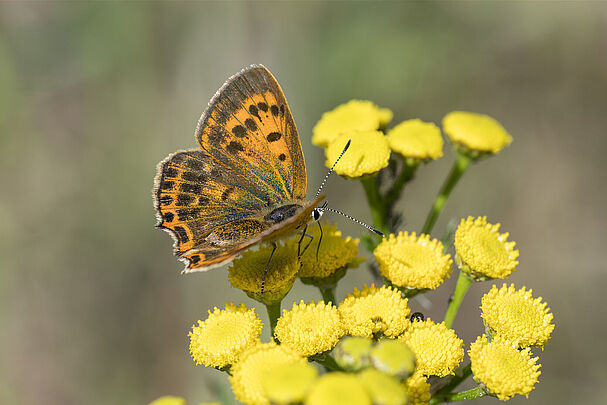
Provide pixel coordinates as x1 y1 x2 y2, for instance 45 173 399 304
150 102 556 405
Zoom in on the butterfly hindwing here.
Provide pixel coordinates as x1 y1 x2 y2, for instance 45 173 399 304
196 65 307 203
154 150 271 262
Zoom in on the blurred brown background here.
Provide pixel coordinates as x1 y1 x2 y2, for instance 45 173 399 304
1 2 605 404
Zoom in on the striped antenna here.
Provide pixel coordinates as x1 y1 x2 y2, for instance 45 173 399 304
315 139 351 199
320 206 384 236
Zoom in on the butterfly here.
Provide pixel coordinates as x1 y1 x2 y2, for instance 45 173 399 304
153 65 326 279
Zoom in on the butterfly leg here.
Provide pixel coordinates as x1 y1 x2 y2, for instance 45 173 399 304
261 242 277 295
315 221 324 261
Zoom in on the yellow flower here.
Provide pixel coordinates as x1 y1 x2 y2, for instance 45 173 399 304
305 372 372 405
387 119 444 160
188 303 262 368
228 242 299 303
443 111 512 155
454 216 519 280
374 232 453 290
469 335 541 401
405 371 431 405
398 318 464 377
312 100 393 147
369 339 416 379
148 396 186 405
333 336 373 372
325 131 390 178
274 300 344 356
230 343 304 405
339 284 410 338
294 222 362 280
358 369 408 405
481 284 554 349
262 361 318 405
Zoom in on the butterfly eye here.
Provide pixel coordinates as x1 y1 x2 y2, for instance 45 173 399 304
312 208 323 222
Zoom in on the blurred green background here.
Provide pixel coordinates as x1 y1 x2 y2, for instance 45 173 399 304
1 2 605 404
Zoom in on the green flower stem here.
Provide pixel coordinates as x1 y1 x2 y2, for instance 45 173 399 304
434 363 472 398
318 285 336 304
422 152 472 235
312 354 341 371
361 175 387 234
385 159 417 207
443 270 473 328
430 386 486 404
265 300 282 338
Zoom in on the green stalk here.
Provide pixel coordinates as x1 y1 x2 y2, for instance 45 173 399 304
361 175 387 233
385 159 417 207
422 152 472 235
265 300 282 339
318 285 336 304
443 270 473 328
434 363 472 398
430 386 486 404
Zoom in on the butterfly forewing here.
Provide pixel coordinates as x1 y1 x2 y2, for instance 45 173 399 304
196 65 307 202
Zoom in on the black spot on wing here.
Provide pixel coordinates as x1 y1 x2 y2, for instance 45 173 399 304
267 132 282 142
248 104 260 120
177 208 200 221
232 125 247 137
161 180 175 191
181 172 207 183
221 187 234 201
180 183 201 194
176 194 195 206
174 226 189 243
189 255 201 265
257 102 268 112
244 118 257 131
278 153 286 161
163 212 174 223
227 140 245 154
270 105 279 116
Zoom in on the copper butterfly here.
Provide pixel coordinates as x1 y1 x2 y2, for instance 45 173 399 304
153 65 325 275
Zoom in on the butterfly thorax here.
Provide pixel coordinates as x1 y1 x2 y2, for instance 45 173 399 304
264 203 304 225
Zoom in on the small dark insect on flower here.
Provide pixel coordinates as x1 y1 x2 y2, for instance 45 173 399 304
410 312 425 322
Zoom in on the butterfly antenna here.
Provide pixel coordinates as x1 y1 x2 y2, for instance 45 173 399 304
321 206 384 237
315 139 351 199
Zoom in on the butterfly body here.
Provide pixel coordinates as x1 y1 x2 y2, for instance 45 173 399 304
154 65 323 273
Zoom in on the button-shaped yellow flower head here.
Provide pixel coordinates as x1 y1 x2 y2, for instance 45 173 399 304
325 131 391 178
333 336 374 372
481 284 554 349
188 303 263 368
443 111 512 155
358 368 408 405
454 216 519 280
374 231 453 290
305 372 372 405
387 119 444 161
312 100 393 148
398 318 464 377
228 242 299 304
262 361 318 405
338 284 411 338
230 343 304 405
405 371 431 405
469 335 541 401
274 300 344 357
294 222 361 280
369 339 416 379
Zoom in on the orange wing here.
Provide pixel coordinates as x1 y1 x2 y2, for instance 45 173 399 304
196 65 307 203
